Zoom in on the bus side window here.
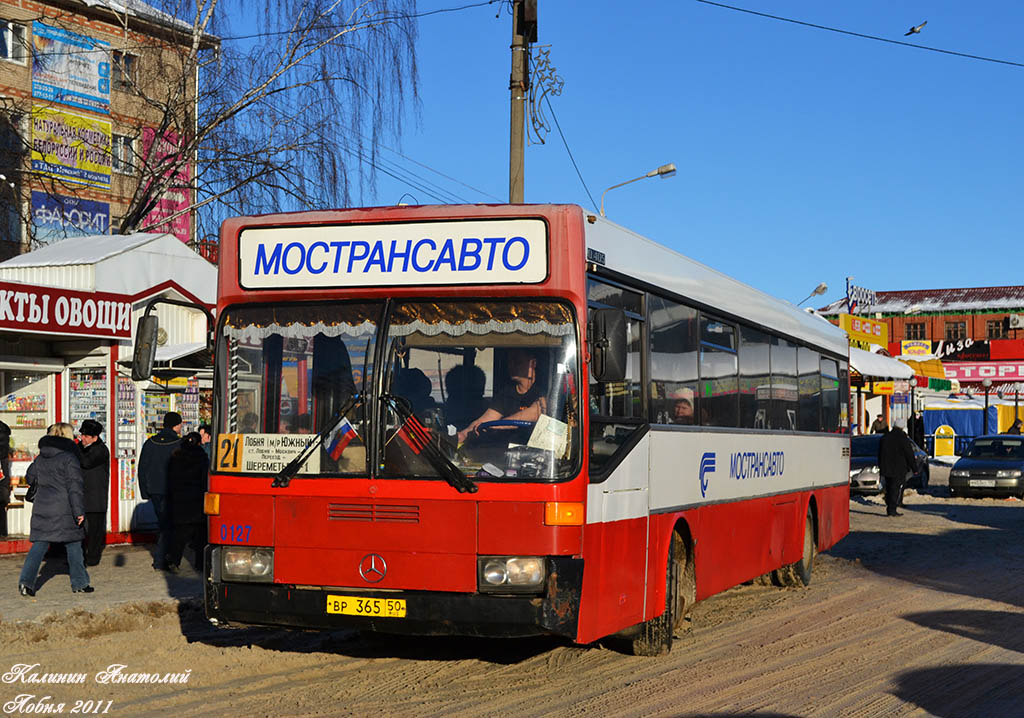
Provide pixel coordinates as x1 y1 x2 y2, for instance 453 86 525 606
587 279 645 479
648 295 698 425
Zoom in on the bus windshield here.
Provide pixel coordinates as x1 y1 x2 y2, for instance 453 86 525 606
381 300 580 481
216 299 579 482
217 302 381 476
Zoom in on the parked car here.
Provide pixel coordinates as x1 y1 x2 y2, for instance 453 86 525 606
949 435 1024 498
849 434 930 495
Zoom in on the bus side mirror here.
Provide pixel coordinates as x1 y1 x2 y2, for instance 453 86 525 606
589 308 627 383
132 314 159 381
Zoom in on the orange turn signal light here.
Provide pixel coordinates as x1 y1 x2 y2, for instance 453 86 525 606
544 501 584 526
204 492 220 516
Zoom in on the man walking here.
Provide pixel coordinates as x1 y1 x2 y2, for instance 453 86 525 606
139 411 182 570
78 420 109 565
878 418 916 517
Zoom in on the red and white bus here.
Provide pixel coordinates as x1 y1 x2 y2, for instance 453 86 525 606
186 203 849 655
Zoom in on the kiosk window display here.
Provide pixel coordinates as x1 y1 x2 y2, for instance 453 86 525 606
1 370 52 484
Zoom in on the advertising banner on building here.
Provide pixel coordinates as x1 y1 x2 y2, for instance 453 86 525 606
31 191 110 244
944 361 1024 383
31 22 111 114
31 106 112 188
839 314 888 347
0 280 131 339
141 128 191 243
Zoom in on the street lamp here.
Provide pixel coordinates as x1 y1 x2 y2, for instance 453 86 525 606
600 163 676 217
982 378 993 434
797 282 828 306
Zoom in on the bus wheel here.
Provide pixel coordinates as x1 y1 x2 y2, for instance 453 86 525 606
772 511 815 588
632 532 684 657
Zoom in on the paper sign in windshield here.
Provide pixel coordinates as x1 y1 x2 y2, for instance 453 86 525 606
216 433 320 474
527 415 568 456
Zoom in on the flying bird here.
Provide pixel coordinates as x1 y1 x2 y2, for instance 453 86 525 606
904 21 927 36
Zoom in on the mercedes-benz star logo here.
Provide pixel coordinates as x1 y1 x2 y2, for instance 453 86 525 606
359 553 387 583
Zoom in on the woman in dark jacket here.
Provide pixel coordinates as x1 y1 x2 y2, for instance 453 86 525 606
0 419 11 538
166 432 209 572
18 423 93 595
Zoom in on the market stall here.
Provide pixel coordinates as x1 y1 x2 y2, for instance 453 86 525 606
0 233 215 550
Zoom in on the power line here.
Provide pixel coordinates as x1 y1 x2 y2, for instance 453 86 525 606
25 0 503 57
219 0 503 44
544 94 598 213
360 133 503 202
694 0 1024 69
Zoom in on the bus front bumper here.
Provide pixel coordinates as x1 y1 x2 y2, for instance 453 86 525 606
204 550 583 639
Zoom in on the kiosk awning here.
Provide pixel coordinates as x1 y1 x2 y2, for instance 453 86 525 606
849 347 915 380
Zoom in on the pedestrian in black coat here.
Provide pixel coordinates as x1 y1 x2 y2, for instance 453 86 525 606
18 424 93 595
139 411 182 570
0 419 11 538
78 420 110 566
166 432 209 572
878 419 917 517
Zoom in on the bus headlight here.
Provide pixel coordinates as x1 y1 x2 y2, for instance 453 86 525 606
222 547 274 582
951 469 970 478
478 556 546 593
997 470 1022 478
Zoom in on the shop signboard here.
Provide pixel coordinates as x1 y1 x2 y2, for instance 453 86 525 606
900 340 931 356
932 338 990 362
31 106 112 188
944 361 1024 382
141 128 191 243
871 381 894 395
0 280 131 339
31 191 110 244
839 313 888 346
31 22 111 114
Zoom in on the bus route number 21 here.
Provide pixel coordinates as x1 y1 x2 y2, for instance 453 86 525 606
218 434 242 472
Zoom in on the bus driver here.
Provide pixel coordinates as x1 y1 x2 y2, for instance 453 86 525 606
457 350 546 444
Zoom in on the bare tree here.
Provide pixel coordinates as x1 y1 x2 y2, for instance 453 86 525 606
119 0 420 245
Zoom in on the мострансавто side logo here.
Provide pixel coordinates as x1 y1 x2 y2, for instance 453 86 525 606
699 449 786 498
699 452 716 498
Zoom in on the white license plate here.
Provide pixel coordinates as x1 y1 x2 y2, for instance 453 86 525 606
969 479 996 488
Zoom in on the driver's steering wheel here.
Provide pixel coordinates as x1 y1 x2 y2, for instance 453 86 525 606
476 419 536 434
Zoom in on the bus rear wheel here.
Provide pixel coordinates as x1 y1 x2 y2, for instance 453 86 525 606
632 531 690 656
772 510 815 588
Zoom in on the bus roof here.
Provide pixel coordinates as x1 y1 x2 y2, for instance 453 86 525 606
585 213 849 357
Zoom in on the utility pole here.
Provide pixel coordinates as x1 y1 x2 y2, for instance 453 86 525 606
509 0 536 203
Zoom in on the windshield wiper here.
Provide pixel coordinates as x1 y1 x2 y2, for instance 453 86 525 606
271 393 360 488
382 393 478 494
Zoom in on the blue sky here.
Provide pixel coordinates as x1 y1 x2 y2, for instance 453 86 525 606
360 0 1024 308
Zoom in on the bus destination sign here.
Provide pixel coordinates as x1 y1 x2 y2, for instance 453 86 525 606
238 219 548 289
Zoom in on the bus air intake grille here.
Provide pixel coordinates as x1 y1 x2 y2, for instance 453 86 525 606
841 447 851 457
327 503 420 523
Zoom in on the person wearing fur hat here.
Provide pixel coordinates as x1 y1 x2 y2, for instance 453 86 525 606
18 423 93 595
139 411 183 571
78 419 109 566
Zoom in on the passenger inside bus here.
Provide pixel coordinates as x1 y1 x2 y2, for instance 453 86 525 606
443 364 488 431
457 349 547 444
392 367 436 416
671 389 695 425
